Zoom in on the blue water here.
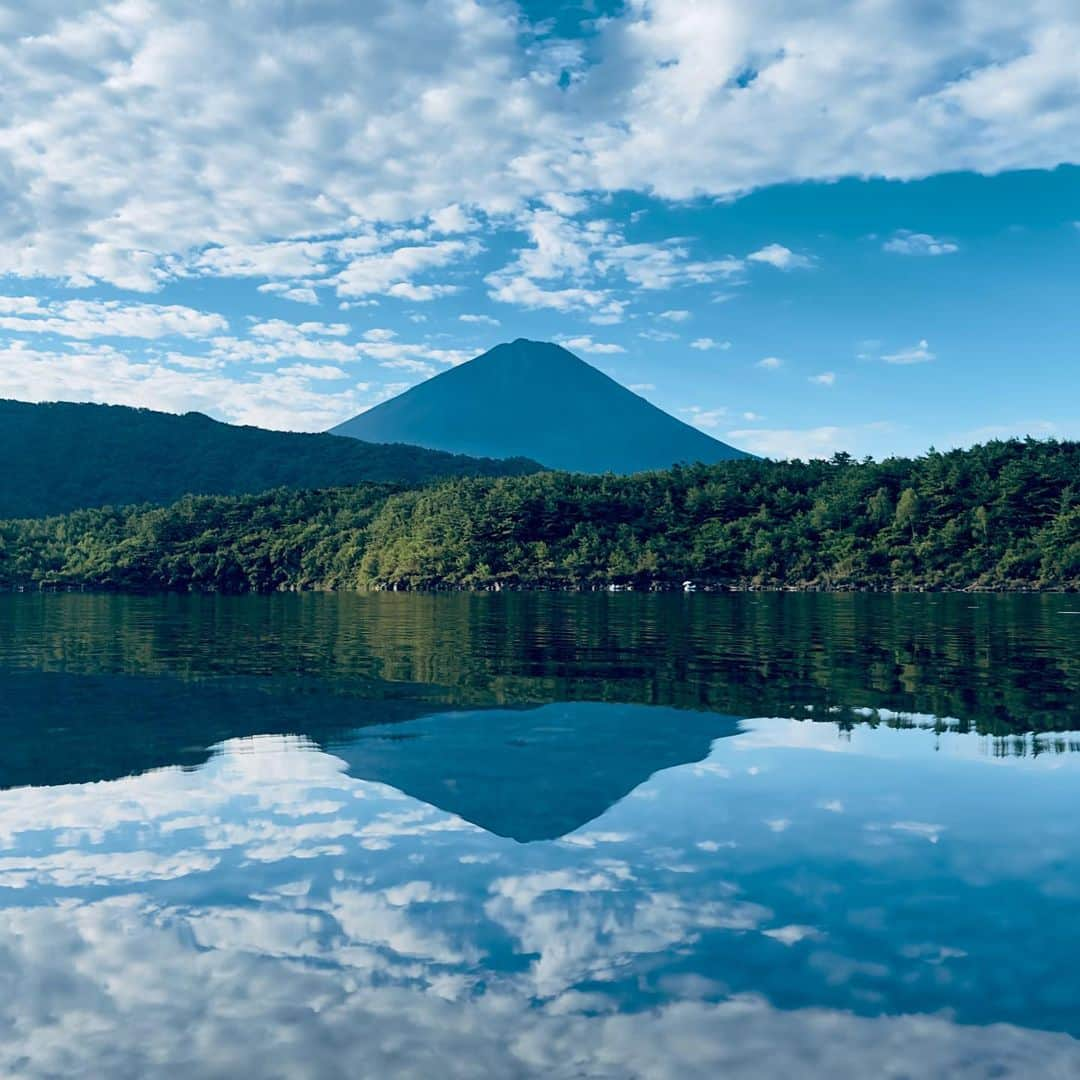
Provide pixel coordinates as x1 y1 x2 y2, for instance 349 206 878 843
1 594 1078 1078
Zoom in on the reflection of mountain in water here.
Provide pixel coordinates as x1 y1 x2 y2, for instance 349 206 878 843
0 668 441 790
0 670 738 840
331 702 741 842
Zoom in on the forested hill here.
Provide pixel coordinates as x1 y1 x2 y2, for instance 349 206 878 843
2 438 1077 592
0 399 541 518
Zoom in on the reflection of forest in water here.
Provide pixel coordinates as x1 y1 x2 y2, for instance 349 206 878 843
1 593 1077 745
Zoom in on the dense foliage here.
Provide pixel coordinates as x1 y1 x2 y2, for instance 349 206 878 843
1 438 1077 592
0 398 540 518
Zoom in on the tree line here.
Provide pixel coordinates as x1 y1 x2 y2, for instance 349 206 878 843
1 438 1077 592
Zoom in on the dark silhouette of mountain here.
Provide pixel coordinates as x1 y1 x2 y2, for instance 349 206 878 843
0 399 541 519
330 339 749 473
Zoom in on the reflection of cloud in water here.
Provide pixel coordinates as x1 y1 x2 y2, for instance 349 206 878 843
2 723 1080 1075
736 716 1080 766
2 900 1079 1079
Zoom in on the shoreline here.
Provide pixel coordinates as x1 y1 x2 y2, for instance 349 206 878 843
2 582 1075 596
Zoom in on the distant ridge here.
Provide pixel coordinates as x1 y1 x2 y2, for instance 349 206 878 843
0 399 541 519
331 339 749 474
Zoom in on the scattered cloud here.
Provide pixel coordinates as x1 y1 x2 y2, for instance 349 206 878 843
726 421 899 459
756 356 783 370
882 339 935 365
557 335 626 355
459 314 501 327
690 338 731 351
485 208 744 323
335 240 481 301
0 298 227 341
658 309 692 322
747 244 814 271
682 406 728 430
883 231 959 256
0 340 366 431
0 2 1077 297
257 283 321 305
809 372 836 386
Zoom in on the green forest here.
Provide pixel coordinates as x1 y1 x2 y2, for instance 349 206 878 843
2 438 1078 592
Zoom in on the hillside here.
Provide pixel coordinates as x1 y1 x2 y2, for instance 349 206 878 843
0 399 541 519
331 338 749 473
2 438 1076 592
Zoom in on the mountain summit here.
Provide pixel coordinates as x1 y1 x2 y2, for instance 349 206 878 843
331 339 748 473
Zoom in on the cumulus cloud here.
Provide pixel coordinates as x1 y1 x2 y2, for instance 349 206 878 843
726 422 900 459
682 406 728 430
0 1 1077 297
746 244 815 271
0 315 474 428
756 357 783 370
557 335 625 355
883 231 960 256
0 298 227 340
485 209 738 322
690 338 731 351
0 339 368 430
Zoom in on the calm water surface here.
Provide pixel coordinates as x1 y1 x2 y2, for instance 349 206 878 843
1 593 1078 1078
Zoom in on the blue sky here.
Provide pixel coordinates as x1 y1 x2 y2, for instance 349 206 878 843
1 1 1078 458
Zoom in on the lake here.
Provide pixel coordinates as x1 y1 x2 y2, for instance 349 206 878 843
1 593 1078 1078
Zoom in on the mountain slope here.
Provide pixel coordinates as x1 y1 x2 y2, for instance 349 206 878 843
0 399 540 519
330 339 749 473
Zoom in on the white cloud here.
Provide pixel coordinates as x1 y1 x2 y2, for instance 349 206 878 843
725 425 847 459
459 314 501 326
194 241 330 279
0 340 368 431
682 406 728 430
690 338 731 351
428 204 477 234
756 356 783 370
0 298 227 340
882 339 935 365
746 244 814 271
883 231 959 256
725 421 899 459
658 309 692 322
486 208 741 321
629 382 656 393
587 3 1080 200
253 320 349 340
257 282 321 305
0 1 1077 296
809 372 836 386
335 240 481 301
557 335 625 355
0 316 475 428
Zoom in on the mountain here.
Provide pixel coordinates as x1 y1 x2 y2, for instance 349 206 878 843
0 399 541 520
330 339 749 473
